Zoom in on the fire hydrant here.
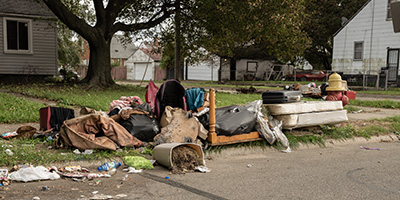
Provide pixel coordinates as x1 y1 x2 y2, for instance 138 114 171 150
325 72 349 106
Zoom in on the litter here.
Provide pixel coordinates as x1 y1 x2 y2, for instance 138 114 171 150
41 186 50 191
56 114 142 150
124 156 154 170
5 149 13 156
97 162 121 171
123 167 142 174
1 131 17 139
194 166 211 173
8 166 60 182
360 146 381 151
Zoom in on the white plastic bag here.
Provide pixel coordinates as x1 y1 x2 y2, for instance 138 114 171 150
247 100 291 152
246 100 277 144
8 166 60 182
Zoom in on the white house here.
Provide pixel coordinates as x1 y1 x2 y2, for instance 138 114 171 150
332 0 400 83
125 44 166 81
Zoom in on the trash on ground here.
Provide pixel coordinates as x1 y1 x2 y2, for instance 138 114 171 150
1 131 18 139
360 146 381 151
153 106 205 145
124 156 154 170
194 166 211 173
41 186 50 191
8 166 60 182
4 149 13 156
123 167 142 174
170 145 204 174
153 143 206 173
55 114 142 150
97 162 121 171
264 101 347 130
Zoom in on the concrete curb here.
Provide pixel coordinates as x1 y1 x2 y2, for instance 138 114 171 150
206 134 399 159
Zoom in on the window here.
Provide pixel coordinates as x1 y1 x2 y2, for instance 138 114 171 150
354 42 363 61
388 0 400 19
247 62 258 72
3 17 32 54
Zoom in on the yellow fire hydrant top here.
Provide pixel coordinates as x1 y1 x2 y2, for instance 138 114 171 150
326 72 345 91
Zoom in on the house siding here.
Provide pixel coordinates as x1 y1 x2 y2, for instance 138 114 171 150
0 17 57 75
332 0 400 76
235 59 274 80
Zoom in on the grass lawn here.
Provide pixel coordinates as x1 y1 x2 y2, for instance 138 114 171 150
1 82 400 167
0 93 45 123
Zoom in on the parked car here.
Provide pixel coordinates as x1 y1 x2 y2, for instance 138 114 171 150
285 70 329 82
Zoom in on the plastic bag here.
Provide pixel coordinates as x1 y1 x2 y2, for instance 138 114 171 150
8 166 60 182
124 156 154 170
119 114 160 142
214 105 257 136
247 100 290 152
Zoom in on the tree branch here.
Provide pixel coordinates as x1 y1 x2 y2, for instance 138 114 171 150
93 0 106 26
113 5 173 32
42 0 94 41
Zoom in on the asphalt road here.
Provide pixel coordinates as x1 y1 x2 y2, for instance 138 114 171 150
2 137 399 200
137 140 400 200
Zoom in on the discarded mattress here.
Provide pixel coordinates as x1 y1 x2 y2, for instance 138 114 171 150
265 101 343 115
264 101 347 129
274 110 348 129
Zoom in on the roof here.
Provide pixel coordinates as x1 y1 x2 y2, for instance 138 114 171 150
110 36 138 59
0 0 54 17
140 48 161 61
333 0 372 37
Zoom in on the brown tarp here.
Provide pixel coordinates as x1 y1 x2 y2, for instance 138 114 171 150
57 114 142 150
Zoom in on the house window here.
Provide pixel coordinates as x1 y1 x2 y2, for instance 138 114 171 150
247 62 258 72
354 42 363 61
3 17 33 54
388 0 400 19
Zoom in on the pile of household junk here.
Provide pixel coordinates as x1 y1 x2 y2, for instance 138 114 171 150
2 79 348 174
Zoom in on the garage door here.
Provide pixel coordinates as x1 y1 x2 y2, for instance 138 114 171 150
186 64 218 81
134 63 154 80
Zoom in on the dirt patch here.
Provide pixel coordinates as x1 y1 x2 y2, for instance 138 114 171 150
171 146 202 174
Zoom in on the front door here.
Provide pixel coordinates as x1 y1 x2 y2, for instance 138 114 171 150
387 48 399 82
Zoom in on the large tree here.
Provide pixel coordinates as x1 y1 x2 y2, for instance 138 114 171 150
303 0 369 70
42 0 175 87
158 0 311 71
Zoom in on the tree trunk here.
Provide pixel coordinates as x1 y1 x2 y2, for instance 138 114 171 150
82 38 114 88
174 0 181 81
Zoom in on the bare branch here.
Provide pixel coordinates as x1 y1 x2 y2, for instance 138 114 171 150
113 4 173 32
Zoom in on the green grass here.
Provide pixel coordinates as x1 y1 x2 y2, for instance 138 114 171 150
0 138 152 167
348 99 400 109
356 88 400 95
1 83 146 112
0 93 45 123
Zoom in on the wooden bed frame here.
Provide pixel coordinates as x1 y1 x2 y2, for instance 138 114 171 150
207 89 263 146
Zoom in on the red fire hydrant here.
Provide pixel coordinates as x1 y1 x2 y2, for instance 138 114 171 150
325 73 349 106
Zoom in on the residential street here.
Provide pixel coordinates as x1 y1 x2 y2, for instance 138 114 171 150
1 137 399 200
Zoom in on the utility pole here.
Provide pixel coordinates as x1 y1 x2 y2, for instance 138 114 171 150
174 0 181 81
